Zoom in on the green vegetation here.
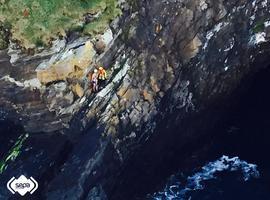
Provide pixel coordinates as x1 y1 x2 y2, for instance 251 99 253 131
0 0 121 49
83 0 121 35
0 21 10 49
253 21 265 33
0 134 28 174
0 31 8 49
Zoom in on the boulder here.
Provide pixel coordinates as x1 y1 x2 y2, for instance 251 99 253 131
94 37 106 54
94 29 113 54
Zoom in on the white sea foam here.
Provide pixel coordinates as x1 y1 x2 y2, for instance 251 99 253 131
249 32 266 45
151 155 260 200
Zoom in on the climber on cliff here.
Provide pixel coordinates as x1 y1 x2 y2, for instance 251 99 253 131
97 66 107 89
88 69 99 93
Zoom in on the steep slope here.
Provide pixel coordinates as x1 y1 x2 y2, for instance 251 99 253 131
1 0 270 199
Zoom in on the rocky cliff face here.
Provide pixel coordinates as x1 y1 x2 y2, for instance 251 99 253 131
1 0 270 199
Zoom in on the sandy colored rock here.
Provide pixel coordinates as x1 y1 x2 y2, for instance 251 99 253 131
37 41 95 84
71 83 84 98
117 86 129 97
150 76 160 93
182 35 202 60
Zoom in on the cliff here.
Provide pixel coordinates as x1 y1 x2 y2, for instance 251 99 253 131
1 0 270 199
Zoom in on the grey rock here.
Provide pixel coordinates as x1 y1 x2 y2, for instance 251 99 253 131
1 0 270 200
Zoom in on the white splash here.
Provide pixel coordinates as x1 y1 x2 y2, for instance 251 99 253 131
151 155 260 200
186 156 259 189
249 32 266 45
264 20 270 28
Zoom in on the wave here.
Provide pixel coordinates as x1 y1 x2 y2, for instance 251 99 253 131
151 155 260 200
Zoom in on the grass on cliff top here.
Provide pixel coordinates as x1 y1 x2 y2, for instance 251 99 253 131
0 0 120 49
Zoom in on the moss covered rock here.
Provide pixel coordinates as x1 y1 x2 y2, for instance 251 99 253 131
0 23 9 50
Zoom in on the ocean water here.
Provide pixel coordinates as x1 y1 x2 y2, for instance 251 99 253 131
150 155 269 200
149 67 270 200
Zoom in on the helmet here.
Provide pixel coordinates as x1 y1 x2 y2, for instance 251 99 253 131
99 67 103 70
94 69 98 73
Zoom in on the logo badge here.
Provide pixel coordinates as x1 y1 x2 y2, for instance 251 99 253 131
7 175 38 196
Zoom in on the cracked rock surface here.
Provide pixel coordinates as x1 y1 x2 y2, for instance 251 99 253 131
1 0 270 199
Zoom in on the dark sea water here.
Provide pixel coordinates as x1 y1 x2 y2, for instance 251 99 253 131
150 155 270 200
149 67 270 200
148 64 270 200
